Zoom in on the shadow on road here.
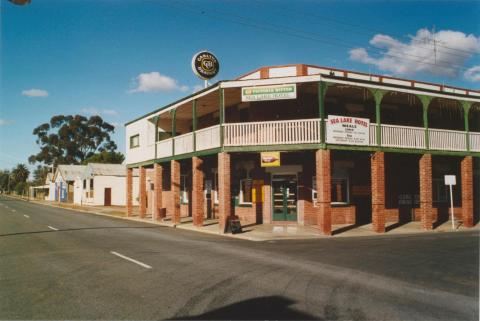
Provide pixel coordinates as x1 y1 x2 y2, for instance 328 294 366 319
0 225 166 237
171 296 318 320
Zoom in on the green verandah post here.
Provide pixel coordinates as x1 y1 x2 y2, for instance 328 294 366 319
192 99 197 152
318 81 329 147
462 101 472 152
418 95 432 150
171 109 176 155
371 89 387 147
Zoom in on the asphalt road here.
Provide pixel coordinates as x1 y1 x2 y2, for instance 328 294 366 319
0 195 478 321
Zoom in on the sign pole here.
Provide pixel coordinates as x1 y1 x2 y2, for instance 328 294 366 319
449 184 455 230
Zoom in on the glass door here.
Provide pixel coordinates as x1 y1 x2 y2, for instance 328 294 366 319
272 175 297 221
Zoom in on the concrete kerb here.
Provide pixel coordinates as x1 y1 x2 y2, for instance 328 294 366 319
3 194 478 241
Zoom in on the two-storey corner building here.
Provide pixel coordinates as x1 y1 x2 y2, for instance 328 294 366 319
124 64 480 235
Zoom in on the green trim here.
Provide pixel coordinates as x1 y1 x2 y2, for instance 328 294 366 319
326 144 480 157
318 81 329 146
154 147 222 163
192 100 197 152
371 89 387 146
154 116 159 159
127 159 156 168
237 203 253 208
224 143 320 153
462 101 472 151
171 109 176 155
418 95 432 150
219 88 225 148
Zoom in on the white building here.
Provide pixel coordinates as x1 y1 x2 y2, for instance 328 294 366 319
53 165 87 203
74 163 139 206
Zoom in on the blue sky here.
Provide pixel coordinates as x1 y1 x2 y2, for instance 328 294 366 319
1 0 479 172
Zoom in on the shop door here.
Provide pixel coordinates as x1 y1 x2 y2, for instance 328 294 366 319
272 175 297 221
104 188 111 206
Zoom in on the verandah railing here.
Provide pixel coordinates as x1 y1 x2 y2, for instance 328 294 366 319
155 119 478 158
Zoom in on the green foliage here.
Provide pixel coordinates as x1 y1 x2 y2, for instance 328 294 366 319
33 165 51 186
14 182 27 195
82 151 125 164
29 115 117 165
0 171 11 192
11 164 30 184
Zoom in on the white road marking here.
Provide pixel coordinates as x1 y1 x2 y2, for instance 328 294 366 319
47 226 59 231
24 214 29 218
110 251 152 269
11 209 16 212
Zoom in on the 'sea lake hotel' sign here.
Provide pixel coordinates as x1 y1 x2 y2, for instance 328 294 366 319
242 84 297 102
326 115 370 146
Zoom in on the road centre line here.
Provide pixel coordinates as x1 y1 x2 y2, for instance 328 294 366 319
24 214 29 218
110 251 152 269
47 226 59 231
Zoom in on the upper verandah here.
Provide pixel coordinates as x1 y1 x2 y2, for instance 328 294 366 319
125 63 480 126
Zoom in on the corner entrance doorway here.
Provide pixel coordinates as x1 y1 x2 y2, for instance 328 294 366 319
272 174 298 221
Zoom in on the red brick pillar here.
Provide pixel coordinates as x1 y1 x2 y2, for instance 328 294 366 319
192 157 204 227
153 163 163 220
371 152 386 233
126 167 133 217
139 166 146 218
171 160 181 225
419 154 433 230
262 175 272 224
218 152 231 233
316 149 332 235
461 156 474 228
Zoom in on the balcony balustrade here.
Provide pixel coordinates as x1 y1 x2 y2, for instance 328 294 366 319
153 118 477 159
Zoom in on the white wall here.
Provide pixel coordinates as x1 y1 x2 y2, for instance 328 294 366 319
73 179 83 205
80 176 140 206
125 118 156 165
47 182 56 201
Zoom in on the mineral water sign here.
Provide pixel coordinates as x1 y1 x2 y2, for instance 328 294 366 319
326 115 370 145
241 84 297 102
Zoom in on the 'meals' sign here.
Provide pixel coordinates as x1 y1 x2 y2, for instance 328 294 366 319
241 84 296 102
326 115 370 146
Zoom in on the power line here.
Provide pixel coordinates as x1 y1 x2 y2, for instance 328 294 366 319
249 0 479 57
168 1 472 72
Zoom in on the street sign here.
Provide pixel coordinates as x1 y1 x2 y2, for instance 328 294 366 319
444 175 457 230
444 175 456 185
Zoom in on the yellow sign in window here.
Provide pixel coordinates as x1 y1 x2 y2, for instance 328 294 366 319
260 152 280 167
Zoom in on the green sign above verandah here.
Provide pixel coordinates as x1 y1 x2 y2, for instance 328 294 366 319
241 84 297 102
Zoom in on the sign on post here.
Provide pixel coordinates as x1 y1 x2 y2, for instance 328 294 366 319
444 175 456 230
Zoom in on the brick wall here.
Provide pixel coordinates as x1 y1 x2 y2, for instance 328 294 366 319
332 206 356 225
371 152 385 233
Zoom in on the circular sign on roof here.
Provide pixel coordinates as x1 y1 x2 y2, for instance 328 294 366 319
191 51 219 80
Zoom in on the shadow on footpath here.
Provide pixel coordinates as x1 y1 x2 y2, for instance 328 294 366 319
171 296 319 320
0 225 166 237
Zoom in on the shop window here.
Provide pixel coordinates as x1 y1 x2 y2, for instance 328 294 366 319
312 176 317 206
239 178 253 204
129 134 140 148
180 175 189 204
432 178 448 203
213 171 219 204
312 173 350 205
331 177 349 204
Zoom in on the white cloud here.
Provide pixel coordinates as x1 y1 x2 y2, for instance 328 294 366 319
192 84 204 93
81 107 118 116
349 28 480 78
0 119 13 126
464 65 480 82
22 88 49 97
129 72 189 93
